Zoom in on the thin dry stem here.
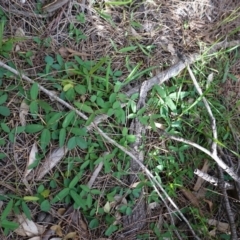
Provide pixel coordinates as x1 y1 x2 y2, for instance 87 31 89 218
187 65 217 155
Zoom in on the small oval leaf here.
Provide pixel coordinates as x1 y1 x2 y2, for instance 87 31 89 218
0 94 8 105
21 201 31 220
67 137 77 150
62 111 75 128
74 102 93 113
23 196 39 201
76 137 88 149
30 83 39 100
29 101 38 119
40 129 51 150
25 124 44 133
1 123 10 133
59 128 66 147
51 188 70 204
68 171 83 189
70 190 85 208
0 106 10 117
40 200 51 212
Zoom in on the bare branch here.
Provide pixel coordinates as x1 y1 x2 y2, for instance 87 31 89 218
218 165 238 239
187 65 217 155
194 169 234 190
125 40 240 98
88 40 240 130
162 131 239 181
87 152 106 189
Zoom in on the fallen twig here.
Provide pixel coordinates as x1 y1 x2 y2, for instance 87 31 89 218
42 0 70 13
187 65 217 155
218 165 238 239
187 63 238 238
87 157 105 189
125 40 240 98
87 40 240 131
162 132 239 181
89 127 200 239
194 169 234 190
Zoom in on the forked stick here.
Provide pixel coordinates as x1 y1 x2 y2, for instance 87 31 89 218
187 66 238 239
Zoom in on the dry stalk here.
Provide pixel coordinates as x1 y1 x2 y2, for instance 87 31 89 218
218 165 238 240
187 65 217 155
42 0 70 13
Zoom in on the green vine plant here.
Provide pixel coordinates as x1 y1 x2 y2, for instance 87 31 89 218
0 31 240 237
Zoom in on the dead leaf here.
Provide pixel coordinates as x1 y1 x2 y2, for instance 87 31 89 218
148 202 160 210
208 228 216 237
207 219 229 233
63 232 77 240
130 27 142 39
104 201 111 213
41 228 56 240
15 214 45 237
206 72 214 89
110 195 127 209
57 208 66 215
15 27 25 37
203 199 213 212
180 188 202 215
58 47 69 58
15 44 20 52
24 143 38 179
130 181 141 188
193 160 209 191
114 195 127 205
66 47 91 57
59 47 91 58
114 211 122 221
79 217 88 232
154 122 165 130
19 100 29 126
167 43 176 55
28 237 41 240
36 146 68 180
51 225 63 237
